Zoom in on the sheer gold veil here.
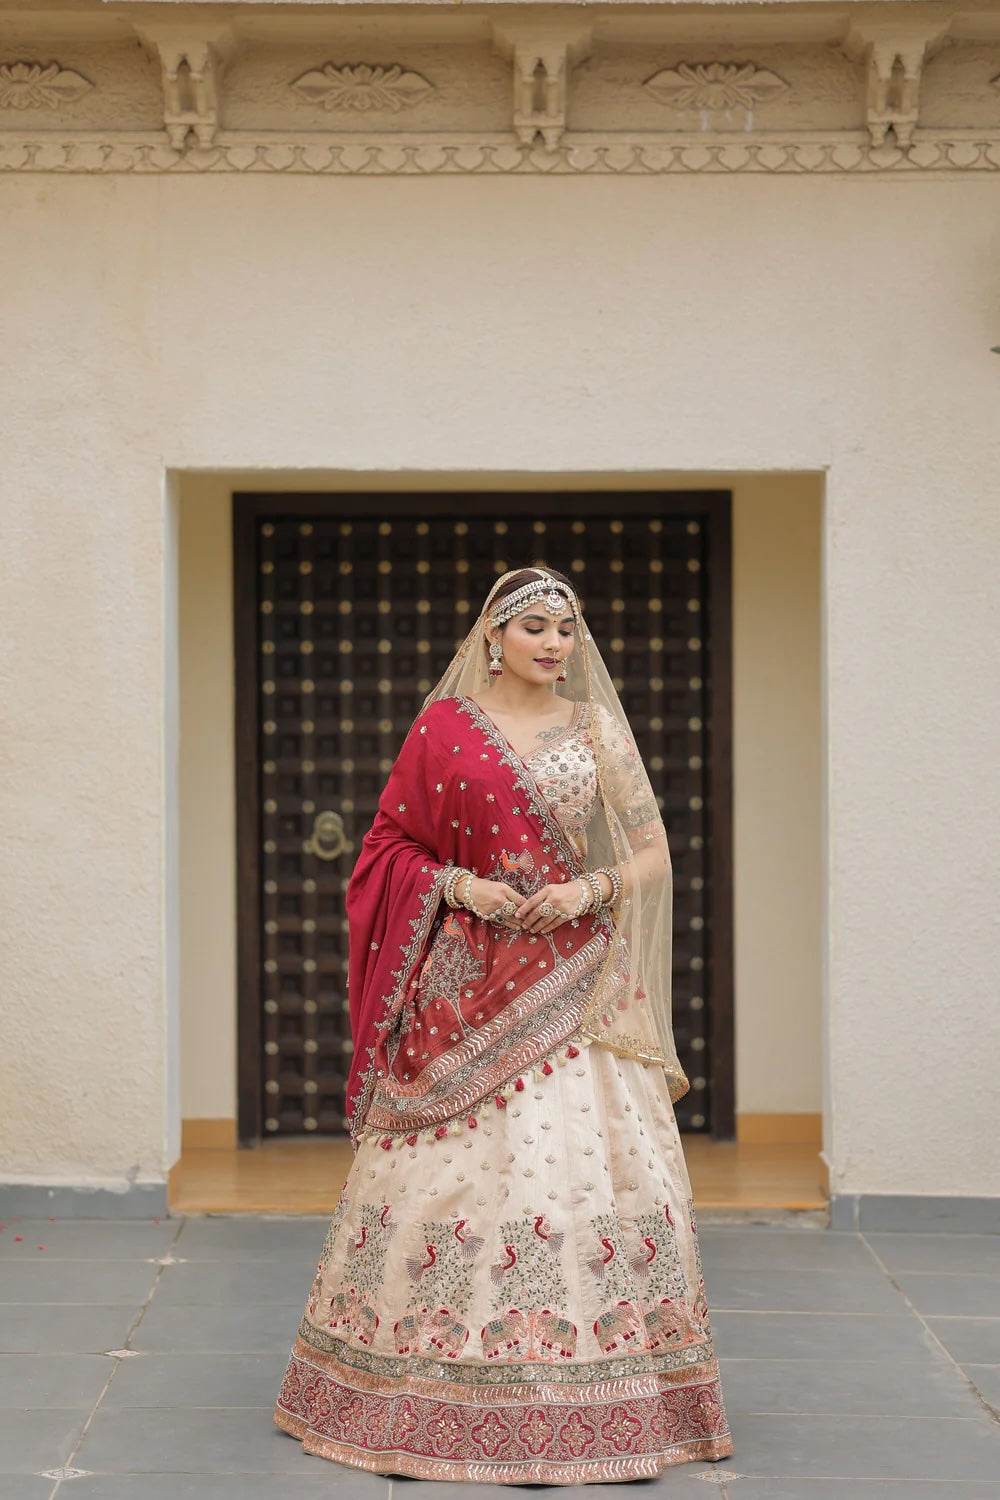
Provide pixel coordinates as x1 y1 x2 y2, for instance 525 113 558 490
420 567 689 1105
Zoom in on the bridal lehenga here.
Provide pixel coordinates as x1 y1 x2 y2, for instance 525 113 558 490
274 570 733 1483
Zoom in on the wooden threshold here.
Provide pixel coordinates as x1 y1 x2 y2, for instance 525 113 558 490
168 1135 827 1215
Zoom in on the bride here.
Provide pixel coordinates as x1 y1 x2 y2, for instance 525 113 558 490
274 565 733 1483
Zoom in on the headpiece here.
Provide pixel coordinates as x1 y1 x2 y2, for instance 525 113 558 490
487 570 578 628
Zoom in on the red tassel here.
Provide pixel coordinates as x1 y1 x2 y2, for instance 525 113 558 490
566 1045 580 1059
468 1115 478 1129
380 1137 393 1151
405 1134 418 1147
514 1078 525 1092
435 1125 448 1140
495 1095 506 1109
542 1061 553 1076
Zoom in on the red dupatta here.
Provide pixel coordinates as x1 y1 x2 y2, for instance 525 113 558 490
344 696 617 1145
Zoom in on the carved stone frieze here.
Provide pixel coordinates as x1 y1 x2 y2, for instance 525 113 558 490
290 63 435 113
644 63 789 114
2 135 999 176
0 62 92 110
1 1 999 174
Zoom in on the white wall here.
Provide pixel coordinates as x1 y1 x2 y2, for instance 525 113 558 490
176 469 822 1124
732 473 823 1115
178 478 238 1122
2 172 998 1197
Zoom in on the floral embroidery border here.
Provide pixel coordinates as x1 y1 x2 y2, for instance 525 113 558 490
349 864 450 1142
295 1312 719 1384
275 1338 732 1481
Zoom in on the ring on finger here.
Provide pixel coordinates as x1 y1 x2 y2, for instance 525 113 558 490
538 901 557 918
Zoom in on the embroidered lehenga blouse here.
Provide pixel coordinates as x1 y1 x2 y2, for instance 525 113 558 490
274 697 733 1483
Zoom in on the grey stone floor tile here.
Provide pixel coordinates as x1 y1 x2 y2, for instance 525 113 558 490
708 1268 905 1315
711 1311 941 1362
0 1305 136 1355
0 1353 111 1408
130 1302 298 1354
0 1480 57 1499
894 1271 1000 1317
153 1259 313 1306
963 1364 1000 1409
103 1352 288 1408
173 1218 329 1260
723 1409 1000 1481
0 1220 178 1260
928 1318 1000 1365
393 1470 717 1499
75 1406 343 1473
64 1478 388 1500
0 1260 160 1306
0 1406 88 1472
720 1482 1000 1498
864 1233 1000 1276
699 1228 873 1272
718 1354 984 1418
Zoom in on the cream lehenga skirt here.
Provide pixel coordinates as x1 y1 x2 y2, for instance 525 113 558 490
274 1041 733 1483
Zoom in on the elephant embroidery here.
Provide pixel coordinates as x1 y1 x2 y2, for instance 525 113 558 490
482 1308 530 1359
643 1296 695 1350
394 1306 470 1358
327 1288 379 1346
532 1308 578 1358
593 1299 646 1353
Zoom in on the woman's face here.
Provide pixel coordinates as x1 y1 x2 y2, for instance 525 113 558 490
492 604 577 685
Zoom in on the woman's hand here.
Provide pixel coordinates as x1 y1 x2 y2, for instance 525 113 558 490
466 877 526 927
515 881 587 934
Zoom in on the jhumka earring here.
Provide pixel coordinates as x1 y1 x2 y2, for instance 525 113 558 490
488 641 504 678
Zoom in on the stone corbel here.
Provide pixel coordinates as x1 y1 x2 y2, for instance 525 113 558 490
492 21 592 151
134 24 236 150
845 14 951 148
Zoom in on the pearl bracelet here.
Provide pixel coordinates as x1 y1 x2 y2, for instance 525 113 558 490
592 865 624 909
443 865 475 910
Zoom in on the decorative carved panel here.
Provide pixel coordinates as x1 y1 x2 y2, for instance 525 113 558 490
0 62 92 110
2 3 1000 175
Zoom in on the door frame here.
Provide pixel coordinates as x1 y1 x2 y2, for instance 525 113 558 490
233 491 734 1145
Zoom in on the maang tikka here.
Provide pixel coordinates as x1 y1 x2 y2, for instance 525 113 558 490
488 640 503 678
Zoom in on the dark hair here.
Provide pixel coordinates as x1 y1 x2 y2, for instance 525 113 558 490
490 565 577 612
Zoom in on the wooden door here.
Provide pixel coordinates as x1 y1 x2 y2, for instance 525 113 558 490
234 494 733 1143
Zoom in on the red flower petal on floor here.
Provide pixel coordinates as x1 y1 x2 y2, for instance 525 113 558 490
37 1246 45 1251
13 1236 22 1242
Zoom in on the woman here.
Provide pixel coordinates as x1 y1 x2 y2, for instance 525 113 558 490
274 566 733 1483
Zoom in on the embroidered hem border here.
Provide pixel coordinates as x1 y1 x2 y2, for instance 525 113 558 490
274 1338 733 1484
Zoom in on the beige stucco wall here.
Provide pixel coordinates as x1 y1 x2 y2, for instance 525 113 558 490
2 172 998 1198
177 470 822 1124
